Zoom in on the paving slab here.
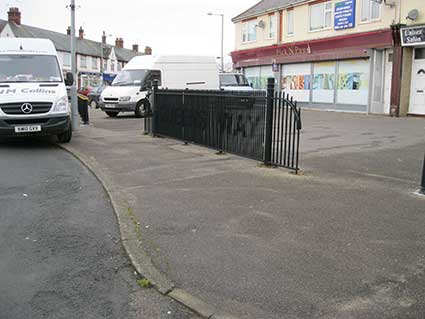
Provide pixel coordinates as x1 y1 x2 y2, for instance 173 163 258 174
67 109 425 319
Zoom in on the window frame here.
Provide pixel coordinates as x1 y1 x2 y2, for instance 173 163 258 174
80 55 87 69
361 0 381 22
91 56 98 70
309 1 333 32
242 20 257 43
268 14 276 39
286 9 294 36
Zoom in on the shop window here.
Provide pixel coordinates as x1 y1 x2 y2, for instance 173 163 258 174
80 55 87 69
268 15 276 39
242 20 257 43
309 1 332 31
414 48 425 60
312 62 336 103
281 63 311 102
286 10 294 36
361 0 381 22
337 59 369 105
244 66 273 90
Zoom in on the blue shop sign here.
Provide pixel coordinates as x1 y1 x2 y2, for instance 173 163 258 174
334 0 356 31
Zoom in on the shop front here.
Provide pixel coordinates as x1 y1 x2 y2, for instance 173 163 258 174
232 30 393 114
401 25 425 116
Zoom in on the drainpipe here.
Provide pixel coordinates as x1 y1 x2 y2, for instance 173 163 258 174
389 24 404 117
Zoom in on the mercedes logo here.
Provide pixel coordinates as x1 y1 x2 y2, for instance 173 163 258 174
21 103 33 114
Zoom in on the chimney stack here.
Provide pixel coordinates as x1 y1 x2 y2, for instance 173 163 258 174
79 26 84 39
102 31 107 44
115 38 124 48
132 44 139 53
67 26 71 36
8 7 21 25
144 46 152 55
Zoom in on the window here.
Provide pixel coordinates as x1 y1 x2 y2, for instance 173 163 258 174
62 52 71 67
118 62 122 72
415 48 425 60
111 60 115 72
242 20 257 42
309 1 332 31
92 57 98 70
80 55 87 68
287 10 294 36
268 15 276 39
103 60 108 72
361 0 381 22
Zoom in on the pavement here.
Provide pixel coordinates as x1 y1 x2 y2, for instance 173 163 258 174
0 139 200 319
63 109 425 319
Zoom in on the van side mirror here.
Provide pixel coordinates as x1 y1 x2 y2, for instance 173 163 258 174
65 72 74 86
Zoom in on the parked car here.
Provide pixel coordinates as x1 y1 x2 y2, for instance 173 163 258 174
87 85 106 109
220 72 253 91
0 38 73 143
100 55 220 118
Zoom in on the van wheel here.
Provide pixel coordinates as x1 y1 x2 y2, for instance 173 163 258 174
57 122 72 143
105 111 119 118
135 101 144 118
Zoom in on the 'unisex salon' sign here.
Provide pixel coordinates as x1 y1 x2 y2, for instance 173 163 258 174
401 26 425 46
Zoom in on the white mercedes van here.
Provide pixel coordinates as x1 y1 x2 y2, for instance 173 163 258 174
100 55 220 118
0 38 73 143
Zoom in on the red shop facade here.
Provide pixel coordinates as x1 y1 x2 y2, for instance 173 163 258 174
231 29 394 114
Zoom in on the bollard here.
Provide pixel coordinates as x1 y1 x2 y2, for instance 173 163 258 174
419 152 425 195
77 94 90 125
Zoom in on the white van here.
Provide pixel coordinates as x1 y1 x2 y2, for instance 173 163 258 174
0 38 73 142
100 55 219 118
220 72 253 91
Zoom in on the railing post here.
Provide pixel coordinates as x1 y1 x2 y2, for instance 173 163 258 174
264 77 275 166
418 152 425 196
150 79 159 136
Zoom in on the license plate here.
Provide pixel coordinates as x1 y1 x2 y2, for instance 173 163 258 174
105 104 117 108
15 125 42 133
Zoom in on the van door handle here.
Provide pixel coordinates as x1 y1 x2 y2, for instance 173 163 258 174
417 90 424 93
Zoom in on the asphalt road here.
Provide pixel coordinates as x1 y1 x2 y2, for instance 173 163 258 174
0 138 198 319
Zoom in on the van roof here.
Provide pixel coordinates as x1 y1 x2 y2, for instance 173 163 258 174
124 55 218 70
0 38 57 55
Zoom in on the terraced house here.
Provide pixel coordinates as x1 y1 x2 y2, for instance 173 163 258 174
232 0 425 116
0 7 152 89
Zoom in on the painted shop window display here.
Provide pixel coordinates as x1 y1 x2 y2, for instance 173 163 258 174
244 66 273 90
312 62 336 103
337 59 369 105
281 63 311 102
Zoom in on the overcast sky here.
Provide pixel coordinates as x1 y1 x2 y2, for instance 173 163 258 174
2 0 258 60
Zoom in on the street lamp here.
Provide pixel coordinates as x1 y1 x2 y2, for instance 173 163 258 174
207 12 224 72
69 0 79 130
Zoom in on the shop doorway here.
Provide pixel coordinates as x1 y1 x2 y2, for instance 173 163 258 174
409 48 425 115
383 50 393 114
370 50 385 114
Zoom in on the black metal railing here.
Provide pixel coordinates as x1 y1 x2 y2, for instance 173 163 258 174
146 78 302 172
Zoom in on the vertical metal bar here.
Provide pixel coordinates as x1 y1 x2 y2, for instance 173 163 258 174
295 106 301 173
283 94 289 167
279 91 285 166
287 97 293 167
276 91 282 165
264 78 275 165
419 152 425 195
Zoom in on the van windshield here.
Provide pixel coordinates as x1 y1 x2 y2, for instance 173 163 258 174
220 74 250 87
112 70 147 86
0 55 62 83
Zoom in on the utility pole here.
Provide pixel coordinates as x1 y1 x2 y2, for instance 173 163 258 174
70 0 79 130
207 13 224 72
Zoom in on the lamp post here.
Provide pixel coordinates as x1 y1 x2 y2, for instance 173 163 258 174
69 0 79 130
417 152 425 196
207 12 224 72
